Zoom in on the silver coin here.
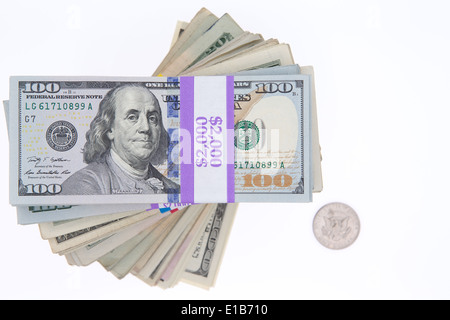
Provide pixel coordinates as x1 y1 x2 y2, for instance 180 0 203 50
313 202 360 250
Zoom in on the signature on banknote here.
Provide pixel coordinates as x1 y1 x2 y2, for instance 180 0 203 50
27 156 71 165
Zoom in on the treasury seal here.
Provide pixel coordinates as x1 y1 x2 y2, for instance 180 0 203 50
234 120 260 150
46 120 78 152
313 202 360 250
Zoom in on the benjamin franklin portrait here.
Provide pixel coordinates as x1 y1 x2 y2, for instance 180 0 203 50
60 84 179 195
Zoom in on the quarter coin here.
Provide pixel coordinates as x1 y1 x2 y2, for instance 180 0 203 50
313 202 360 250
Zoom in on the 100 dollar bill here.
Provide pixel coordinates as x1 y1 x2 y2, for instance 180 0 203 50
9 75 311 205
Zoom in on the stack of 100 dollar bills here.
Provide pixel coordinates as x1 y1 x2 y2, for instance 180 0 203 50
4 8 322 289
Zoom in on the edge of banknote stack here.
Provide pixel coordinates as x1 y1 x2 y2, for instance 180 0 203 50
4 8 323 290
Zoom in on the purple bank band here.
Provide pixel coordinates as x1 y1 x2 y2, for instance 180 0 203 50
180 76 195 203
226 76 235 203
147 203 159 211
179 76 235 203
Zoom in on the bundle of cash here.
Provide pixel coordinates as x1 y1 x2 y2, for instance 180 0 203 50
4 8 322 289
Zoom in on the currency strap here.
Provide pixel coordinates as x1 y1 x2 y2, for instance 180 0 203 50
180 76 235 203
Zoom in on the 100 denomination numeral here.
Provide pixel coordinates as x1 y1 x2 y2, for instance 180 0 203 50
242 174 293 188
21 183 62 195
255 82 293 94
23 82 61 93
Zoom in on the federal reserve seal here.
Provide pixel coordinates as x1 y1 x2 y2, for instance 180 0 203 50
313 202 360 250
234 120 260 150
46 121 78 152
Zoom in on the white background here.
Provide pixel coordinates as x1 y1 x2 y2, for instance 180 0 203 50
1 0 449 300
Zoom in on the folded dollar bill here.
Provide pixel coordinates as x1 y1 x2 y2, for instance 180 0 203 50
9 74 312 205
